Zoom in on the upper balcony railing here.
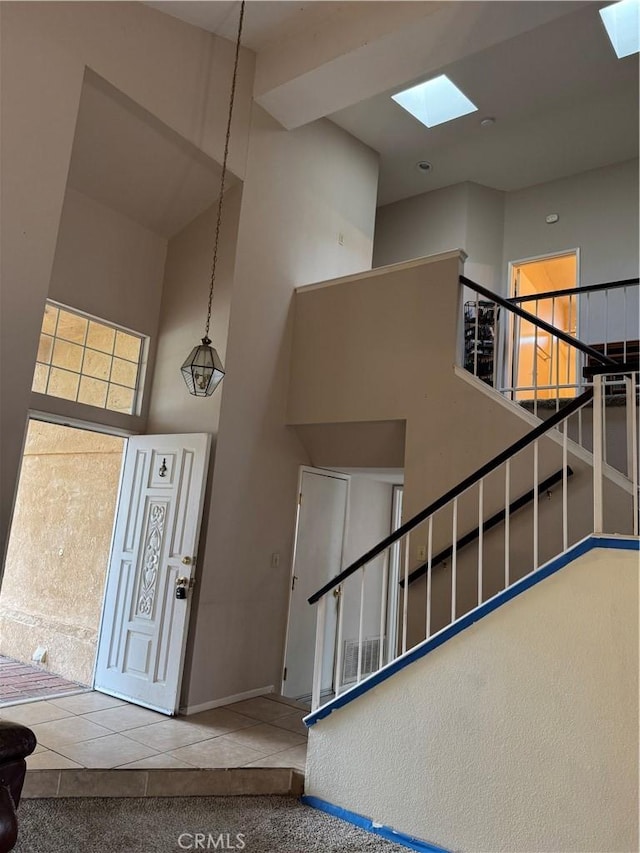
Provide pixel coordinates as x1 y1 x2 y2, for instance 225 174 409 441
462 274 639 415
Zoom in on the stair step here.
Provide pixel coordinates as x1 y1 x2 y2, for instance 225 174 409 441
23 766 304 798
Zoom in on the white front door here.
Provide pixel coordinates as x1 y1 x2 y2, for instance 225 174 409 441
94 433 210 714
282 468 349 702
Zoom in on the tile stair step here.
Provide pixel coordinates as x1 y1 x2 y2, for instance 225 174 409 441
22 767 305 799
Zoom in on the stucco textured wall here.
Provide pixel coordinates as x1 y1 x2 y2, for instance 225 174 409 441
306 545 639 853
0 421 124 685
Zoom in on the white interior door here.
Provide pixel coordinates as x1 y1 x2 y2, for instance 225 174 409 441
94 433 210 714
282 468 349 701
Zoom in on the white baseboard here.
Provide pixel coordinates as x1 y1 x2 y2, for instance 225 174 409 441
180 685 275 716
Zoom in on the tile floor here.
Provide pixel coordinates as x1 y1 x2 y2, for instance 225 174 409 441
1 692 308 773
0 655 86 705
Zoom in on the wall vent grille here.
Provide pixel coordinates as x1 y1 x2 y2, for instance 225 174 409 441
342 637 381 684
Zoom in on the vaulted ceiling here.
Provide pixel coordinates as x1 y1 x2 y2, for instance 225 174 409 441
146 1 638 207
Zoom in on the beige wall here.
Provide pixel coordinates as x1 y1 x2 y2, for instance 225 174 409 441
146 185 242 437
503 159 639 287
181 108 379 709
504 158 640 343
306 543 639 853
0 0 254 566
373 182 505 292
294 421 406 471
0 421 125 685
37 186 168 432
374 160 639 301
289 254 514 501
464 182 505 291
49 188 167 341
373 184 468 269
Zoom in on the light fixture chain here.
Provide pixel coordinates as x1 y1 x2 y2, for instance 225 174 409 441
205 0 246 339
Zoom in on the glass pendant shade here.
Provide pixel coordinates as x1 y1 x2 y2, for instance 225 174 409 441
181 337 225 397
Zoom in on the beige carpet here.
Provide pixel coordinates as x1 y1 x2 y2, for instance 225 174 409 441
15 796 409 852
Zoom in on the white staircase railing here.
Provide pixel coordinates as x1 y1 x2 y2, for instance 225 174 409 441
308 371 638 712
307 277 638 713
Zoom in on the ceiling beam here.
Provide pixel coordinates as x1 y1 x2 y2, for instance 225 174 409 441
254 0 594 130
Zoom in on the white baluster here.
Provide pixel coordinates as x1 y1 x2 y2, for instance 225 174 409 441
533 439 539 569
492 301 499 387
451 498 458 622
512 314 521 402
578 407 583 448
626 373 638 535
311 596 327 711
402 535 410 654
533 301 539 418
477 478 484 606
604 290 609 359
562 419 569 552
356 566 365 683
474 296 480 377
378 550 389 671
551 297 559 412
593 373 604 533
569 293 576 393
334 583 345 697
504 459 511 588
426 516 433 639
623 287 628 363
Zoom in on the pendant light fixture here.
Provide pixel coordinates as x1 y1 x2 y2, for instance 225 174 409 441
181 0 245 397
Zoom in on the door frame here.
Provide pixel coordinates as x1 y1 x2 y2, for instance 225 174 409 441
280 466 351 699
504 248 581 396
3 411 132 687
30 411 134 691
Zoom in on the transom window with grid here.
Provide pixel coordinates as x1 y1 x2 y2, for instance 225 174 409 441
32 302 146 415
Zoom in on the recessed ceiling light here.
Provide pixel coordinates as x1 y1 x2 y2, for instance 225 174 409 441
392 75 478 128
416 160 433 173
599 0 640 58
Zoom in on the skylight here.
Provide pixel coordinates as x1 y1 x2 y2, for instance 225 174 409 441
391 75 478 128
599 0 640 58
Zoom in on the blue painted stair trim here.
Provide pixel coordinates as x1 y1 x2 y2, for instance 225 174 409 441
301 795 452 853
305 535 639 728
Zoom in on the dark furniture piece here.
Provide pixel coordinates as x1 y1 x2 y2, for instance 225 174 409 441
0 720 36 853
464 300 498 386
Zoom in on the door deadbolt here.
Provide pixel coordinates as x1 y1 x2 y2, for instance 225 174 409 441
181 556 192 565
176 576 189 600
